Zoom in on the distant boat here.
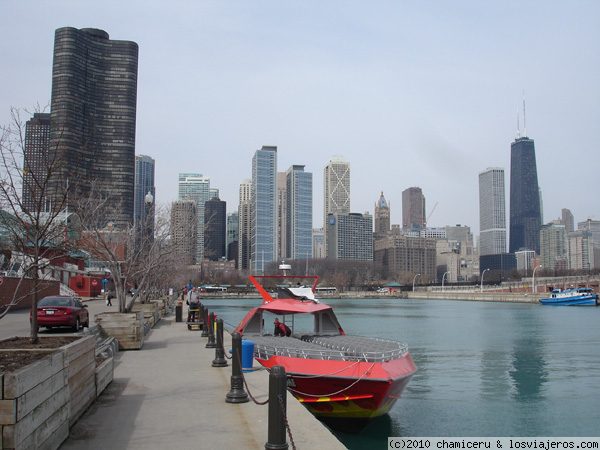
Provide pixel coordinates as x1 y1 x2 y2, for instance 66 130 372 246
539 287 599 306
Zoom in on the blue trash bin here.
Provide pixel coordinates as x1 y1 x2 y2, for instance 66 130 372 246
241 339 255 372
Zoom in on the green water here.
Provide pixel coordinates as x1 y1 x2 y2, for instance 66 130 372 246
202 298 600 448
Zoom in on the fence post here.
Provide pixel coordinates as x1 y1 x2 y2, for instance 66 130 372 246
205 312 217 348
265 365 288 450
225 332 249 404
212 318 228 367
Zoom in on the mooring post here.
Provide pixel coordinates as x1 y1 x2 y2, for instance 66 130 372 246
212 318 228 367
265 365 288 450
206 312 217 348
201 306 209 337
225 332 249 403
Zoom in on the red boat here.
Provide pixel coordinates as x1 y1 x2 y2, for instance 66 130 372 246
234 266 416 421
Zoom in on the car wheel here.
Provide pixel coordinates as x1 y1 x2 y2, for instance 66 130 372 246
73 317 81 332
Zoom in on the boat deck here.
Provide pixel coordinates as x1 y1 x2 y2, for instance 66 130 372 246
249 335 408 362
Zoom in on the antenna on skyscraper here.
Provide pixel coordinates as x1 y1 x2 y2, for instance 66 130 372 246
522 90 527 137
517 111 521 138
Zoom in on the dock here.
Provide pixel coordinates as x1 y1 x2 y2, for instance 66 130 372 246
60 313 346 449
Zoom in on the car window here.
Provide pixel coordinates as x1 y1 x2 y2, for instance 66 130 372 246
39 297 72 307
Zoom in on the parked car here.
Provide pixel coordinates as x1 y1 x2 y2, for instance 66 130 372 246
32 295 89 332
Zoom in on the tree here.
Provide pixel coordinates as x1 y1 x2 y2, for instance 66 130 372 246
75 189 178 313
0 107 72 342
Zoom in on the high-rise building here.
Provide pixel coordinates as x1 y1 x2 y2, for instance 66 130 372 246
251 146 277 272
568 230 595 270
374 192 390 237
286 165 313 260
479 168 506 256
561 208 575 233
509 136 541 254
276 172 288 260
374 230 436 281
323 157 350 254
237 180 252 270
326 212 373 261
540 221 567 271
227 212 239 263
134 155 155 230
204 196 226 261
402 187 426 232
178 173 210 262
22 113 51 213
49 27 138 226
312 228 325 259
170 200 197 266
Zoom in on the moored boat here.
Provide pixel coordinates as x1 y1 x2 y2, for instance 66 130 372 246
234 265 416 421
539 287 599 306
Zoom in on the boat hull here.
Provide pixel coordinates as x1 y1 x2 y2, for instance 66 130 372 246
256 352 416 420
539 294 598 306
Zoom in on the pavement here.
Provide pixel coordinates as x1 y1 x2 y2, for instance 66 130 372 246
60 307 347 450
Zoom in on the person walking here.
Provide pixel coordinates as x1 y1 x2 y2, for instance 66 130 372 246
187 287 200 322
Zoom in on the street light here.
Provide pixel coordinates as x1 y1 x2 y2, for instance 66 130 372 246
442 271 449 291
480 268 490 292
532 265 542 294
412 273 421 292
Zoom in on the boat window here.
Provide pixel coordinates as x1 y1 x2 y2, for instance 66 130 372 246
316 311 341 335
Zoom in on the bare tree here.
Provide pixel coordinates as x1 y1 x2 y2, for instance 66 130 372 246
75 190 178 313
0 107 72 342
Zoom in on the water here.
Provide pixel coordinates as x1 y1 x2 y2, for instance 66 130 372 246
202 298 600 448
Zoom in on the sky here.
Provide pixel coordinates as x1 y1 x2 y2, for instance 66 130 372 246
2 1 599 235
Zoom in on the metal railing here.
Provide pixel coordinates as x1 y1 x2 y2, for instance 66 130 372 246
252 335 408 363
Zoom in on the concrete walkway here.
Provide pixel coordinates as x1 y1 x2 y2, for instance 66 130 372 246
60 312 346 450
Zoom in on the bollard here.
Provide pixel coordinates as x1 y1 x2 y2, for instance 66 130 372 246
175 303 182 322
205 312 217 348
212 318 228 367
201 307 209 337
225 332 249 403
265 366 288 450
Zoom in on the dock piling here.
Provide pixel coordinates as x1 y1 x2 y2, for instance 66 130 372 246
225 332 249 404
212 318 228 367
265 365 288 450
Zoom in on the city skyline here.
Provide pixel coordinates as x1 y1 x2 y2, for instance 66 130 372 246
2 2 600 234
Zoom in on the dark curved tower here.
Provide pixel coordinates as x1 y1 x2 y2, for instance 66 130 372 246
509 136 541 254
49 27 138 226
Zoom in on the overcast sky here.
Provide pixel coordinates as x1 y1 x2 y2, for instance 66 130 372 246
2 1 599 234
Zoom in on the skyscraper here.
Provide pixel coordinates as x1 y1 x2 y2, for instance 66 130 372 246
49 27 138 226
402 187 426 232
227 212 239 263
237 180 252 270
509 136 541 254
478 168 506 256
286 165 313 260
251 146 277 272
540 221 567 271
170 200 197 266
326 213 373 261
561 208 575 233
134 155 155 229
204 196 226 261
178 173 210 262
374 192 390 237
323 157 350 254
22 113 51 213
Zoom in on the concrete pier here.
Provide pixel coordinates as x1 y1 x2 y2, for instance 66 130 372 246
60 313 346 449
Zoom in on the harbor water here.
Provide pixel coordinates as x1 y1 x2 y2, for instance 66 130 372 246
202 298 600 449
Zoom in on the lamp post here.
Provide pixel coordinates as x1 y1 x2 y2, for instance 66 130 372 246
144 191 154 241
442 271 449 291
412 273 421 292
532 265 542 294
480 268 490 292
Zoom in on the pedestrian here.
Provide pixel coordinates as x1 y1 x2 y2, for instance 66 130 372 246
187 287 200 321
106 292 113 307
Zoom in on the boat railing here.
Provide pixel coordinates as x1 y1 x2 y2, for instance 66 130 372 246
252 335 409 362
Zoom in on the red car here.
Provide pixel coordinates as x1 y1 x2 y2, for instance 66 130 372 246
33 295 90 332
